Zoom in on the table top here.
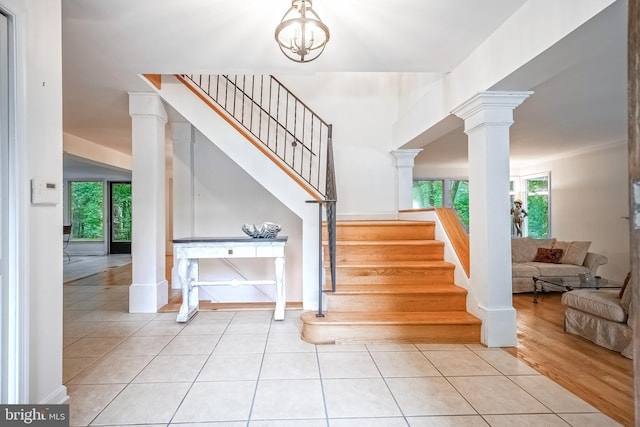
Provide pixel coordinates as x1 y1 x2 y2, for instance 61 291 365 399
533 275 622 289
173 236 288 244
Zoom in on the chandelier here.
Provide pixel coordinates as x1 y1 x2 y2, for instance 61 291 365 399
274 0 330 63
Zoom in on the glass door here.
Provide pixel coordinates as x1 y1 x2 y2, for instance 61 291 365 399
109 181 132 254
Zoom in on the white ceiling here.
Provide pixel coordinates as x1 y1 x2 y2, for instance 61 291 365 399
61 0 627 169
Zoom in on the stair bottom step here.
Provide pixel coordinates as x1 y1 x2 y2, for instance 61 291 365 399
301 311 481 345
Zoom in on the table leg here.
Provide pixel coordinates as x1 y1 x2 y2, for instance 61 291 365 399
177 258 199 322
274 256 286 320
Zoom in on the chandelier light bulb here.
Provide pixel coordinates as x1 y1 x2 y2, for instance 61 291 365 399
275 0 330 63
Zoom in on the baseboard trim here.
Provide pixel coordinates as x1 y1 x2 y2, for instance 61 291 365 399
40 385 69 404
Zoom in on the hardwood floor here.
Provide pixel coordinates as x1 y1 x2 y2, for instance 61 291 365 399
507 292 634 426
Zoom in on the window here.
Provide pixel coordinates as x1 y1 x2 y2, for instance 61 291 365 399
413 179 469 229
70 181 104 240
511 173 550 238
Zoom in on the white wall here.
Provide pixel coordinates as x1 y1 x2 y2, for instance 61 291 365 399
516 141 629 281
0 0 66 403
279 73 401 218
172 130 304 302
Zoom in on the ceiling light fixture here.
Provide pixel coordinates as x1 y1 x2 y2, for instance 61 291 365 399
275 0 330 63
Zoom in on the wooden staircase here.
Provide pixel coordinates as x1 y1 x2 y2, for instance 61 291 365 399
301 220 481 344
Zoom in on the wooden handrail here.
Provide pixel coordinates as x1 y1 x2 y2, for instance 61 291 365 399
435 207 470 277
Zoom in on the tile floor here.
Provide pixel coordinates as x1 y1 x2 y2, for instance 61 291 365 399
63 259 622 426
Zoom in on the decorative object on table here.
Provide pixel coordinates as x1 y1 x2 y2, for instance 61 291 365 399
242 222 282 238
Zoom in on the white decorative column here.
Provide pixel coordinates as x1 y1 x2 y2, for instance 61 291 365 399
391 149 423 211
452 91 532 347
170 122 195 289
128 92 168 312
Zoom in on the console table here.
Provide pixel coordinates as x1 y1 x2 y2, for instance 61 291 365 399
173 237 288 322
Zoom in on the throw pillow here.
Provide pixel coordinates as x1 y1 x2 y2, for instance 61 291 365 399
562 241 591 265
511 238 538 262
532 247 564 264
552 240 571 255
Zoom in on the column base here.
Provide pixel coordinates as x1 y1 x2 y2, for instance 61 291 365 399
129 280 169 313
478 304 517 347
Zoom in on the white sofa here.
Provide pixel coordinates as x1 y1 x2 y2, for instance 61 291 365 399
511 237 608 293
561 278 632 358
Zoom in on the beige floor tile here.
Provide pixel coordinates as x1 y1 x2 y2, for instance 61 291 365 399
406 415 490 426
161 334 221 355
366 343 418 352
558 412 623 426
269 315 303 333
67 355 153 384
172 381 255 423
63 322 98 338
386 377 476 416
193 310 236 320
63 357 99 383
509 375 598 413
84 320 148 337
133 320 186 336
482 413 577 426
473 349 540 376
226 317 272 334
323 378 402 418
251 420 326 427
316 343 368 352
415 344 471 351
63 337 81 348
75 310 124 322
63 337 125 358
134 354 208 383
260 352 320 379
422 351 501 376
265 332 316 353
448 376 550 415
179 319 232 335
198 353 263 381
318 351 380 379
465 344 499 351
92 382 191 425
330 417 409 426
233 310 274 319
66 383 125 426
251 379 325 420
370 351 441 377
214 333 268 354
64 310 90 323
108 335 173 356
109 311 158 322
171 423 246 427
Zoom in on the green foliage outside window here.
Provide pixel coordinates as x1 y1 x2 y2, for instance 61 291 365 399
412 179 469 230
111 183 132 242
526 178 550 238
70 181 104 240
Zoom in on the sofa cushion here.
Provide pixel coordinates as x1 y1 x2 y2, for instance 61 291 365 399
533 238 557 249
511 238 538 262
532 248 564 264
561 289 627 323
511 262 540 278
523 262 589 277
562 241 591 265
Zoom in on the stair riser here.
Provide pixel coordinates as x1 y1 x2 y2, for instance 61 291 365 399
323 224 435 241
324 244 444 262
326 294 467 312
302 323 480 344
332 268 454 285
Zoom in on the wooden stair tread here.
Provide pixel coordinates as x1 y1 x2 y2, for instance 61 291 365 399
328 240 442 246
333 220 435 226
333 260 454 268
301 311 481 326
332 284 466 294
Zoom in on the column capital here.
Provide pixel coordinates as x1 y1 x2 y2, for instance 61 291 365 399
452 91 533 133
169 122 194 144
128 92 167 122
391 149 423 168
